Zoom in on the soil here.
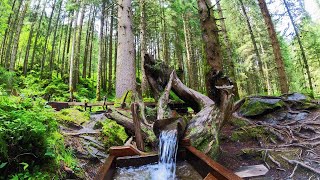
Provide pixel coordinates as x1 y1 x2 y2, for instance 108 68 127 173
218 109 320 180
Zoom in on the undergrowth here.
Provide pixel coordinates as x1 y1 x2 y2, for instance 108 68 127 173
0 95 80 179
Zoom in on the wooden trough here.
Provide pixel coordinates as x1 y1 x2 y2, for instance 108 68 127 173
95 140 242 180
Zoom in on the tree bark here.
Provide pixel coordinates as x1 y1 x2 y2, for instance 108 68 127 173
97 0 106 101
197 0 233 107
216 0 240 99
23 0 41 76
144 54 232 156
69 0 80 100
5 0 23 69
40 0 57 76
108 5 114 94
140 0 149 95
75 5 85 86
9 0 30 71
0 0 17 66
82 6 93 79
283 0 314 98
30 2 46 71
115 0 136 98
239 0 267 94
49 0 63 79
258 0 289 94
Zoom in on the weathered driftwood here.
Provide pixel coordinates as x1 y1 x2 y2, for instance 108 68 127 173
144 54 233 156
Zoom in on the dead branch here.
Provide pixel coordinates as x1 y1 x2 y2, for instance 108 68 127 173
281 155 320 175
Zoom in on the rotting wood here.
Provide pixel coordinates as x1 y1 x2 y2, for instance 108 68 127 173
131 103 145 151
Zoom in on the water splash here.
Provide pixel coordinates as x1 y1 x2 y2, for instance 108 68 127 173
153 130 178 180
114 130 179 180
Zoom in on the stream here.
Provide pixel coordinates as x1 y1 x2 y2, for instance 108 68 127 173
113 130 202 180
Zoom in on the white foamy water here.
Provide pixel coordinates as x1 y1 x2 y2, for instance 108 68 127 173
114 130 179 180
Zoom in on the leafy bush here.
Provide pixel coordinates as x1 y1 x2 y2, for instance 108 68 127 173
0 96 78 178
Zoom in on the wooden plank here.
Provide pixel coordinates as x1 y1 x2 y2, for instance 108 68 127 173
109 146 141 157
235 164 268 178
204 173 218 180
95 155 116 180
186 146 242 180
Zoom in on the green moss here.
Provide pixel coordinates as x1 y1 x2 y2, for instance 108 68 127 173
143 97 155 103
231 118 248 127
142 127 157 143
231 126 268 142
56 108 90 125
114 90 133 108
239 98 285 117
101 119 128 149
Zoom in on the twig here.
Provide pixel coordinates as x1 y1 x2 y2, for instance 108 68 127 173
289 164 298 178
268 154 281 167
281 155 320 175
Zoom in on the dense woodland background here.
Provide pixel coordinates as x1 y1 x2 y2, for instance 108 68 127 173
1 0 320 179
1 0 319 101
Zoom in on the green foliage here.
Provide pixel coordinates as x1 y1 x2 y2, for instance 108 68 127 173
56 108 90 125
101 119 128 149
0 95 78 178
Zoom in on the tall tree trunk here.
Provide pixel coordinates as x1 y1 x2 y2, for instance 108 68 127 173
197 0 232 106
49 0 63 79
258 0 289 94
183 14 195 89
5 0 23 69
30 2 46 70
108 5 114 94
23 0 42 75
115 0 136 98
283 0 314 98
103 10 109 92
97 0 106 101
69 1 80 100
88 10 95 79
9 0 30 71
0 0 17 66
113 30 118 84
140 0 148 95
41 0 57 77
61 20 70 78
75 5 86 85
174 31 185 82
57 24 64 78
216 0 240 99
239 0 267 94
82 6 93 79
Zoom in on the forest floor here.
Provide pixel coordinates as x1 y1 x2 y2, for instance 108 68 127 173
60 112 108 179
219 107 320 179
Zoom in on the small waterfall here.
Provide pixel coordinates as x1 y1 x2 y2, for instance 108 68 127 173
153 130 179 180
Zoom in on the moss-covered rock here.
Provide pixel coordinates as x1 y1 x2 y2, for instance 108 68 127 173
231 126 269 142
101 119 128 149
239 97 285 117
56 108 90 125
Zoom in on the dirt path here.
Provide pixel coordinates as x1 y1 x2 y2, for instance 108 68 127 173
60 112 108 179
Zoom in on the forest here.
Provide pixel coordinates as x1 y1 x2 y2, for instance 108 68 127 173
0 0 320 179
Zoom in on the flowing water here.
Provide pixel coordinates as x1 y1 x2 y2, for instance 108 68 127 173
114 130 202 180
